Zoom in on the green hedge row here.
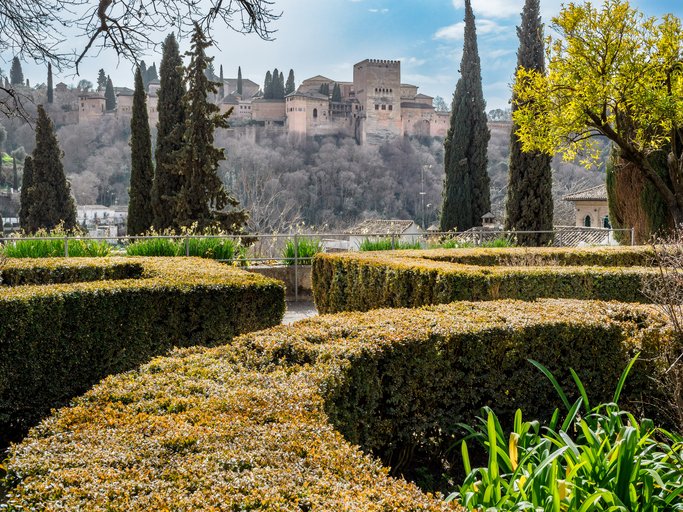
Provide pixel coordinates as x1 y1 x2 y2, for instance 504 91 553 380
312 252 656 313
4 300 672 509
404 245 656 267
0 257 285 447
0 258 143 286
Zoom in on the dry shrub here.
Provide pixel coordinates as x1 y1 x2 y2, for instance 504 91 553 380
642 228 683 430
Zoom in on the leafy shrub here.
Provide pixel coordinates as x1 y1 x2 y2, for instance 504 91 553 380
282 237 321 264
312 251 655 313
0 257 285 447
450 357 683 511
3 299 674 509
359 238 422 251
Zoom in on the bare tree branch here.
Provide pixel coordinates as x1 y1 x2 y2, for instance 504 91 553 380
0 0 281 112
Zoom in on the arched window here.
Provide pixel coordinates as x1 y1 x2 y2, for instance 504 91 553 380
584 215 592 227
313 108 318 118
603 215 611 228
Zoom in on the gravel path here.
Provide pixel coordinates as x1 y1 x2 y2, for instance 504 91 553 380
282 300 318 324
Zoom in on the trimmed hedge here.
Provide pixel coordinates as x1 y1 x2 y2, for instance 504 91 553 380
0 258 143 286
404 245 656 267
3 300 672 509
312 251 657 313
0 257 285 446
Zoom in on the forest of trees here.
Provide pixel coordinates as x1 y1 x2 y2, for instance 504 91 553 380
0 106 601 231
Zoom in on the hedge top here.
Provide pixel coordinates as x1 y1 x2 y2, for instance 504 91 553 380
0 257 282 300
5 299 669 510
333 245 658 268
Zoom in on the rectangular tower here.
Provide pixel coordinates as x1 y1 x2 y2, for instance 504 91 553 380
353 59 402 143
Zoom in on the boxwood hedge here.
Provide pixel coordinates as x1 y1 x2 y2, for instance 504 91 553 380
405 245 656 267
0 257 285 447
3 300 672 510
312 250 657 313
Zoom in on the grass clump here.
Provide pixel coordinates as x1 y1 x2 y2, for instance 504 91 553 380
126 235 244 260
359 238 422 251
1 227 112 258
282 237 321 264
450 356 683 511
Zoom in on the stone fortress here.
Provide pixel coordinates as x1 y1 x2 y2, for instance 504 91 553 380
74 58 450 144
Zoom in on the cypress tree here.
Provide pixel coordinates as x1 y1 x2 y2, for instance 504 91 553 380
504 0 553 246
47 63 54 104
97 68 107 91
152 32 186 231
263 71 273 100
440 0 490 232
25 106 77 233
285 69 295 95
19 156 33 232
278 71 285 99
140 61 148 89
173 24 247 232
10 57 23 86
146 63 158 85
263 71 273 99
272 68 280 99
12 156 18 190
237 66 243 95
331 83 342 102
127 67 155 235
219 64 225 98
105 76 116 110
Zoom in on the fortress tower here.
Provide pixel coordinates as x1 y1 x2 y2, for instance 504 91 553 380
353 59 402 144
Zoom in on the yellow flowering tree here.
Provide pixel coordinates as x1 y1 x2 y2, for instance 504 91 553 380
513 0 683 227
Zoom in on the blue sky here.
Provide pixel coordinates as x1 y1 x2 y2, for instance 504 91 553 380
8 0 683 110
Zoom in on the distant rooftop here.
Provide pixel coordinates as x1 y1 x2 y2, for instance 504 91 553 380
350 219 419 235
563 184 607 202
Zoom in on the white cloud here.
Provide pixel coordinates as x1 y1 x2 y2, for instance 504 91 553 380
368 8 389 13
451 0 566 21
434 19 503 40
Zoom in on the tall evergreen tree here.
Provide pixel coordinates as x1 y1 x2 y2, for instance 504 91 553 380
441 0 490 232
278 71 285 99
152 32 186 230
9 57 23 86
19 156 33 232
146 63 158 84
237 66 243 95
504 0 553 245
219 64 225 98
263 70 273 99
47 63 54 104
173 24 247 232
0 125 5 187
285 69 295 95
105 76 116 110
97 68 107 90
12 155 18 190
270 68 280 100
331 82 342 102
25 106 77 233
127 67 155 235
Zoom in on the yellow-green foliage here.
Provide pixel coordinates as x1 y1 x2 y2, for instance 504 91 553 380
4 300 672 510
313 248 657 314
403 245 656 267
0 257 285 445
